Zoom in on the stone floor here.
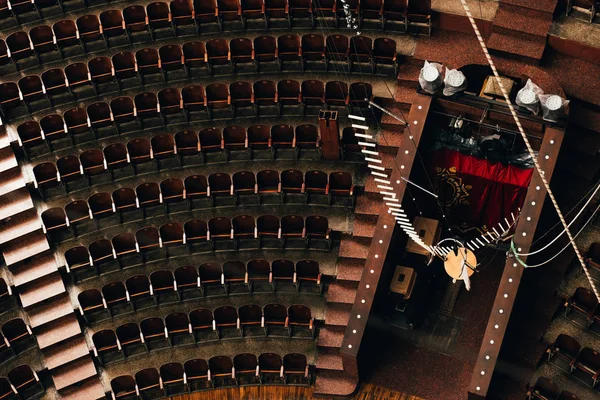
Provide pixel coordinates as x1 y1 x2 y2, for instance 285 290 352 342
431 0 499 21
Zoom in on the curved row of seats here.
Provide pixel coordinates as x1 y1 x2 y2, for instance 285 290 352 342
9 79 373 133
24 121 326 162
547 333 600 390
87 304 314 357
62 214 332 272
41 170 352 240
1 32 398 96
0 0 416 41
110 352 311 399
0 365 44 400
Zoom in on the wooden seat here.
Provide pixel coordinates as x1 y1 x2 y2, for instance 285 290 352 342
283 353 309 384
8 365 43 399
184 219 209 251
241 0 266 29
135 92 161 129
571 347 600 388
234 353 259 384
349 35 373 71
6 31 35 66
88 57 115 93
65 200 94 236
160 178 186 212
53 20 81 57
183 41 207 76
254 80 278 115
296 259 322 293
565 287 598 328
325 35 348 69
288 305 314 337
174 266 199 299
257 214 281 247
185 175 210 207
112 232 141 268
165 312 193 345
289 0 314 26
259 352 284 384
103 281 131 315
238 305 263 337
199 262 224 295
80 149 108 186
18 76 48 112
257 169 281 199
141 317 169 349
547 334 580 373
136 368 164 400
206 38 231 75
254 36 278 71
160 222 186 257
30 25 58 62
407 0 431 35
170 0 198 35
92 329 122 365
128 138 155 174
189 308 216 341
223 260 249 293
217 0 243 30
230 82 255 118
147 1 173 39
112 51 140 89
247 259 272 292
136 48 162 85
78 288 108 323
194 0 219 28
76 15 105 52
325 80 349 109
278 34 302 70
124 5 151 40
214 306 240 339
184 359 210 391
100 10 127 47
111 375 137 399
278 80 301 114
116 322 145 357
301 80 325 111
126 274 154 310
159 45 185 81
64 246 93 280
264 303 289 336
373 37 398 75
182 85 208 121
88 239 117 272
160 363 186 396
281 215 306 248
232 215 258 248
264 0 290 28
362 0 384 27
150 270 177 304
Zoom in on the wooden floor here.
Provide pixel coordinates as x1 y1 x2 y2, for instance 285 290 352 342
169 383 424 400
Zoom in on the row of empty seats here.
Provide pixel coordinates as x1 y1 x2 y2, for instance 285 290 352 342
0 0 429 33
0 33 399 96
110 352 310 399
546 333 600 389
527 376 580 400
62 214 332 273
0 365 44 400
9 79 373 129
39 167 352 221
87 304 314 359
41 171 352 240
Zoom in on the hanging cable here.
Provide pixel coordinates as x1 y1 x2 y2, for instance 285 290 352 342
458 0 600 300
514 202 600 268
516 180 600 256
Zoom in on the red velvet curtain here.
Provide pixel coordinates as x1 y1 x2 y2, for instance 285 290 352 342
432 148 533 230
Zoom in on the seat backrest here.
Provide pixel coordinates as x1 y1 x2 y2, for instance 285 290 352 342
141 317 166 338
150 270 175 291
234 353 258 372
111 375 136 397
89 239 115 263
78 289 104 311
174 265 199 286
184 219 208 239
223 260 247 280
116 322 141 344
272 259 294 278
160 363 184 383
199 262 223 281
264 303 287 321
259 353 282 371
283 353 307 372
135 368 161 391
209 356 233 377
184 359 209 378
214 306 238 325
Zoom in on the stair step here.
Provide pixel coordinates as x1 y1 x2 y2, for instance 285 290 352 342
43 335 90 370
365 173 392 194
325 303 352 326
314 370 358 396
353 214 378 238
500 0 557 13
355 195 382 216
397 62 421 88
338 236 371 259
487 31 547 61
336 258 364 282
393 85 419 105
27 294 74 329
316 352 344 371
378 129 404 149
327 282 358 305
317 326 346 348
493 5 553 37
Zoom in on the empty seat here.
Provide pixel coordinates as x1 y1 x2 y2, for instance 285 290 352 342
65 200 94 236
217 0 243 30
301 80 325 110
263 303 289 336
77 15 105 52
289 0 314 26
230 82 255 118
184 219 209 251
247 259 272 292
272 258 296 289
65 246 94 279
126 275 154 310
325 35 349 68
135 368 164 399
165 312 192 345
111 375 137 399
238 305 263 336
209 173 233 198
160 363 186 396
124 5 151 40
384 0 408 31
89 239 117 273
254 36 278 71
128 139 154 174
136 48 161 85
170 0 198 35
257 214 281 247
278 34 302 70
136 182 162 213
103 281 130 315
53 20 81 57
259 352 284 383
182 85 208 121
214 306 240 338
78 288 108 322
150 270 177 304
184 359 210 391
296 259 322 293
278 80 301 113
349 35 373 70
199 262 224 295
2 319 32 349
230 37 255 73
112 52 140 89
113 188 140 223
572 347 600 388
0 82 23 117
349 82 373 110
87 102 114 135
206 38 231 74
234 353 259 385
223 260 249 292
160 222 186 257
565 287 598 328
17 121 44 153
248 125 272 156
283 353 309 384
233 214 258 247
264 0 290 28
373 37 398 75
66 63 93 95
30 25 58 62
302 33 325 66
189 308 216 341
40 114 68 150
92 330 122 365
206 83 231 119
254 80 278 115
147 2 173 40
112 232 141 268
141 317 169 349
100 10 127 47
159 45 185 81
183 41 207 76
80 149 108 184
160 178 186 212
8 365 43 399
288 305 313 337
547 334 581 372
6 32 34 65
194 0 219 28
185 175 210 207
325 81 349 109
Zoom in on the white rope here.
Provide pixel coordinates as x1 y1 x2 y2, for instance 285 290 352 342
459 0 600 300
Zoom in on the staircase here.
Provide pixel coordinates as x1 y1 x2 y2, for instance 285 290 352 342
486 0 558 63
0 135 104 397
